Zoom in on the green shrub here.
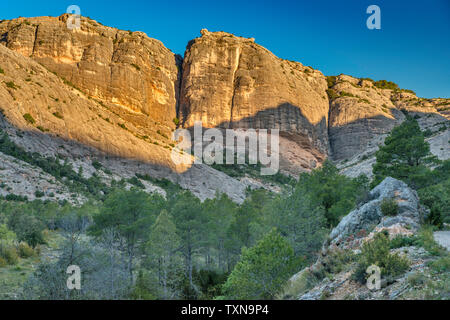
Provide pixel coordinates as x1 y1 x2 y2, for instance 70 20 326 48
0 256 6 267
407 272 428 287
18 242 35 258
416 227 445 256
5 81 18 90
0 67 4 74
353 232 410 283
128 176 145 189
0 246 19 265
326 89 339 100
34 190 45 198
37 126 49 132
23 113 35 124
373 80 399 90
380 198 399 216
389 235 418 249
92 160 102 170
173 117 180 126
52 112 63 119
340 91 355 98
428 256 450 273
320 249 355 275
326 76 336 88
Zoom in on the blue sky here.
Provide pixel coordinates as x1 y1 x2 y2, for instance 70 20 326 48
2 0 449 98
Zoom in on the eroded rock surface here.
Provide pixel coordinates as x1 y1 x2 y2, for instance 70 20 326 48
180 29 330 173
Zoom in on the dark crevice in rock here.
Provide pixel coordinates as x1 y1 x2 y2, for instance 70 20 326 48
31 24 39 57
229 46 242 128
175 54 183 120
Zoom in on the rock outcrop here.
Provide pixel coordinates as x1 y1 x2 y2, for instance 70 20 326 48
0 15 180 125
284 177 447 300
180 29 330 173
329 177 424 248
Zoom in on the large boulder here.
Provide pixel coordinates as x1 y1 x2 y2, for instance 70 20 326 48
329 177 425 248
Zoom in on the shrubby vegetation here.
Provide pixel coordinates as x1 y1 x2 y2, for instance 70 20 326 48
373 115 450 224
353 231 410 283
0 128 111 198
0 112 447 299
221 229 297 299
380 198 399 216
0 148 371 300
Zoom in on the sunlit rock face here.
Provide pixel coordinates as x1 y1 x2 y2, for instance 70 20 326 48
0 15 180 125
179 29 330 174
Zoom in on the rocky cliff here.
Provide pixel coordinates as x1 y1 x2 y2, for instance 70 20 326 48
0 15 448 200
180 29 330 172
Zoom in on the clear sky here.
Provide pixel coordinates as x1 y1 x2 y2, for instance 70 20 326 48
2 0 449 98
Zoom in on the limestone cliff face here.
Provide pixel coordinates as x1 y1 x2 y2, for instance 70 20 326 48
0 15 180 126
0 27 247 203
0 15 448 181
327 75 449 161
180 29 330 172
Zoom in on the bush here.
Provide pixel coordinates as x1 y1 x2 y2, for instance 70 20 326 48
279 269 319 299
407 272 428 287
222 229 297 299
320 249 355 275
416 227 445 256
23 113 35 125
92 160 102 170
389 235 418 249
52 112 63 119
0 67 4 74
5 81 18 90
428 256 450 274
128 176 145 189
353 232 410 283
326 88 339 100
326 76 336 88
380 198 399 216
0 256 6 267
173 117 180 126
0 246 19 265
18 242 35 258
34 190 45 198
373 80 399 90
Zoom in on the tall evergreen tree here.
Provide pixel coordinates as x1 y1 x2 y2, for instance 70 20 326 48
89 188 165 283
171 191 207 296
372 116 435 188
146 209 182 299
222 229 297 300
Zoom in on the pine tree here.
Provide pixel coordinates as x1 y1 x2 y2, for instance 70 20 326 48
146 210 182 299
372 116 436 188
171 191 207 296
222 229 297 299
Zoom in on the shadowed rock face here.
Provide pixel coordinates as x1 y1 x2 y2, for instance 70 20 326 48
180 30 330 173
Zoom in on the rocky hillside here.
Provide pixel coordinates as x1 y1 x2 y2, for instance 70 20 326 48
0 14 448 202
282 178 449 300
